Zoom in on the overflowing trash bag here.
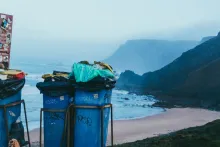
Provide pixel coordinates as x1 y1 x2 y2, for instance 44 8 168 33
37 61 117 94
36 81 72 97
69 62 115 83
42 71 69 82
36 71 73 97
0 69 25 99
69 61 116 91
69 75 116 91
0 78 25 99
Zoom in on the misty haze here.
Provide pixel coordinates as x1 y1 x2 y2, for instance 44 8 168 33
1 0 220 147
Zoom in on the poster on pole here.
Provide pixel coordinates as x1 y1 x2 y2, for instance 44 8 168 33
0 13 13 69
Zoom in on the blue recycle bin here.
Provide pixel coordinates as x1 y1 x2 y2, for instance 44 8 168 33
72 89 112 147
0 91 21 147
37 74 74 147
42 94 70 147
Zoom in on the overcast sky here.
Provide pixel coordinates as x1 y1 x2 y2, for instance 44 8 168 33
1 0 220 61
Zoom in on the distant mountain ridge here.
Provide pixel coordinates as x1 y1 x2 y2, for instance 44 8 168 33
200 36 215 43
104 39 198 74
117 32 220 107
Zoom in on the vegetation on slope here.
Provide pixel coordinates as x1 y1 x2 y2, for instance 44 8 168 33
115 119 220 147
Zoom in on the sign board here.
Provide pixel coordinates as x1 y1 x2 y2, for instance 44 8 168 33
0 13 13 69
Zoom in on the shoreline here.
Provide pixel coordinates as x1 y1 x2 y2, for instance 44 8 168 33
29 108 220 146
28 108 166 132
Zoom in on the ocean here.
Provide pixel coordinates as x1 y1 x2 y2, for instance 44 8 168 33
11 61 164 130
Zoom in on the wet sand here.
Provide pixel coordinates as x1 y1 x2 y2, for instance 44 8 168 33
29 108 220 146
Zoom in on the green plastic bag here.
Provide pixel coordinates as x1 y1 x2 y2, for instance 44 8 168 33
70 63 115 82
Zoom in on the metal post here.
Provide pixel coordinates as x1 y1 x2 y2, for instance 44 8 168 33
22 101 31 147
3 107 9 142
110 104 113 147
40 108 43 147
67 107 70 147
70 105 75 147
101 106 104 147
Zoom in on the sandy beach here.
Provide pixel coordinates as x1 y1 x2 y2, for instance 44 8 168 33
29 108 220 146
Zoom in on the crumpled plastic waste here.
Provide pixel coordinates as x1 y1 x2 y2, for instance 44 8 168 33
69 62 115 83
0 69 26 80
94 61 113 73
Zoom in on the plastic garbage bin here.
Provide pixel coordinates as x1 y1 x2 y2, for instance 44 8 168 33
69 74 116 147
72 88 112 147
0 78 25 147
37 80 72 147
68 62 116 147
